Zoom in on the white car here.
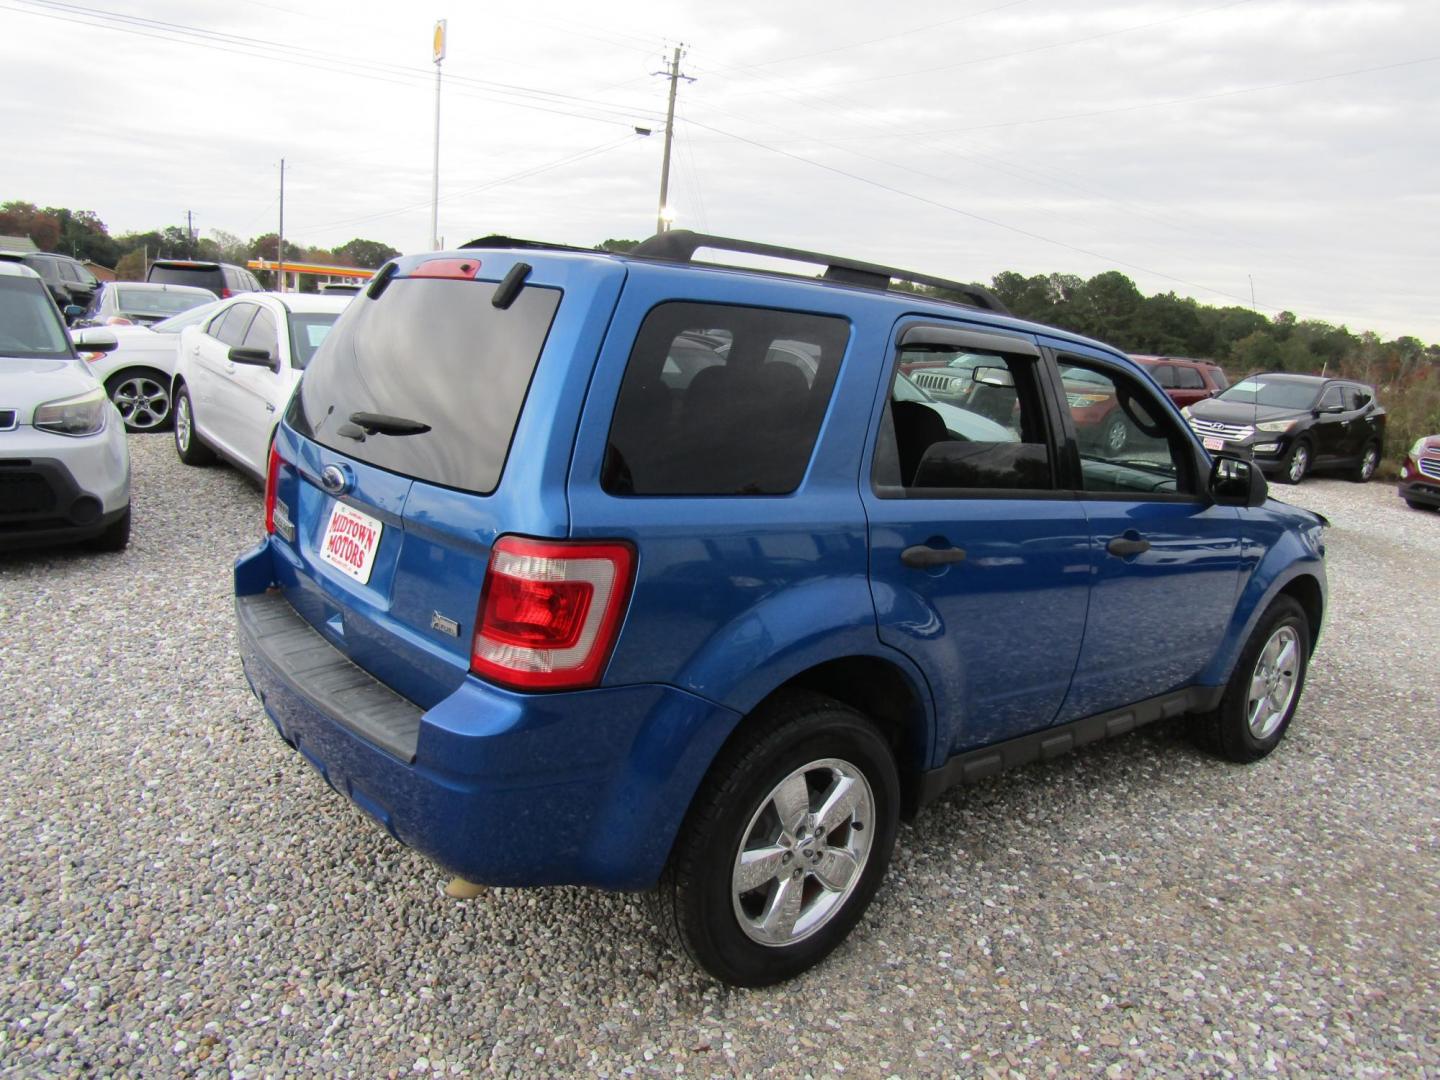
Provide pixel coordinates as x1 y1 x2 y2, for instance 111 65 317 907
171 292 350 479
75 300 222 433
0 262 130 551
82 281 217 328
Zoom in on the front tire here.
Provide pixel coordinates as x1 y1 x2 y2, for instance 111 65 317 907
173 385 216 466
106 368 172 432
649 692 900 986
1278 439 1310 485
1195 596 1310 763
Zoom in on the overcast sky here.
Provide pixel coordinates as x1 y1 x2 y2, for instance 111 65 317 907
3 0 1437 342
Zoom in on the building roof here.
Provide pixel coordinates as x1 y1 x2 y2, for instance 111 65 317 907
0 234 39 253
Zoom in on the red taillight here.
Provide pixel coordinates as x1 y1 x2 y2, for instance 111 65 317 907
105 316 133 326
410 257 483 280
470 536 635 691
220 287 233 298
264 443 283 534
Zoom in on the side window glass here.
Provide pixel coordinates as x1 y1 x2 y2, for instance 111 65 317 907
603 302 850 496
212 304 257 347
1059 358 1192 496
1175 366 1205 390
880 346 1052 494
1152 364 1177 388
241 308 279 358
1343 386 1371 410
58 261 81 283
1317 386 1343 411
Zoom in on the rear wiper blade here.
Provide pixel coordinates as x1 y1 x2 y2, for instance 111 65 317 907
348 411 431 436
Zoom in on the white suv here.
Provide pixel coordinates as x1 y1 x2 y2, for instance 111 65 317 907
0 262 130 552
171 292 350 478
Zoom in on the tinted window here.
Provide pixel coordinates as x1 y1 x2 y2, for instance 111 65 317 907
211 303 257 347
27 256 60 282
1343 386 1372 410
1059 359 1192 495
603 302 850 496
149 265 224 294
116 287 212 317
1209 367 1229 389
287 312 340 369
241 308 279 355
1175 366 1206 390
57 260 82 283
876 346 1051 494
290 278 559 495
1151 364 1177 388
1317 385 1343 410
0 276 72 358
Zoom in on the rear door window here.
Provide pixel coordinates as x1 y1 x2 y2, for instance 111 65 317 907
289 278 560 495
1175 366 1205 390
211 303 257 346
241 308 279 356
602 302 850 495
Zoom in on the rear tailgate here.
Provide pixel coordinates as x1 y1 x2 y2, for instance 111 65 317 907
268 252 627 711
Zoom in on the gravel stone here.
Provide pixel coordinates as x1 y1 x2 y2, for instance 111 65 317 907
1 434 1436 1076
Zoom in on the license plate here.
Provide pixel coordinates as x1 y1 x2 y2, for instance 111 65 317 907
1203 436 1225 451
319 502 383 584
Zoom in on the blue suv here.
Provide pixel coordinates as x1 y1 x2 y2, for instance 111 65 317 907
234 232 1327 985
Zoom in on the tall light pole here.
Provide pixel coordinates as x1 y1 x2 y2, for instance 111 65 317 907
431 19 446 250
655 45 692 235
277 157 285 293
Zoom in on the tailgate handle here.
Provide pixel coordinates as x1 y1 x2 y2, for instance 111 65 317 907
901 544 967 568
1107 535 1151 557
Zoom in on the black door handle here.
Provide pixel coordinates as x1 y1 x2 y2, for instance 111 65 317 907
901 545 967 568
1106 536 1151 557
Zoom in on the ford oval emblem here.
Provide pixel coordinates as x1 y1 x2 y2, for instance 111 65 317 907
320 464 350 495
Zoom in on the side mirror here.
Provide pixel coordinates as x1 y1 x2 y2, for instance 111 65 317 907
64 304 86 322
229 346 280 371
971 365 1015 388
70 327 118 353
1210 453 1268 507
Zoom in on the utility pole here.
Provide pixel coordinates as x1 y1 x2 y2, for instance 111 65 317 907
431 19 447 250
1248 274 1256 309
655 45 692 235
186 210 194 252
278 158 286 293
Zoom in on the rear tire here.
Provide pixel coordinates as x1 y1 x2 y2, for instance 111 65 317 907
648 691 900 986
1194 596 1310 763
1405 498 1432 511
1349 442 1380 483
173 385 216 466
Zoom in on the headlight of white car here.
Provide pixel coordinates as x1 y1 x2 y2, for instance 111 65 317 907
33 387 109 437
1255 419 1297 433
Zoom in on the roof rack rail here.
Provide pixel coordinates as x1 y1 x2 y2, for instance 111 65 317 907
460 235 597 254
629 230 1008 315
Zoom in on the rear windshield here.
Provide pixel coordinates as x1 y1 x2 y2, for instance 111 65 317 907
148 265 223 292
117 287 213 315
288 278 560 494
0 276 72 359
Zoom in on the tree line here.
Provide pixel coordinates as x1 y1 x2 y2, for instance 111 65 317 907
0 200 399 290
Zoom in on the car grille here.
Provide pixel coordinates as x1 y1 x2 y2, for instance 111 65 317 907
1190 418 1255 441
912 371 960 394
0 469 58 516
1419 456 1440 481
0 409 16 432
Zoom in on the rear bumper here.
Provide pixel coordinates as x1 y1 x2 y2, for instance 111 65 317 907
235 541 741 890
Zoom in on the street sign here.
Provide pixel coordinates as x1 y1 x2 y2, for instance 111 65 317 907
433 19 447 64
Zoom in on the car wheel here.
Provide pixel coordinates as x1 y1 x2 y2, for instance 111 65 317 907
1278 439 1310 485
1194 595 1309 763
173 385 216 466
1404 498 1432 511
648 691 900 986
1102 414 1129 456
106 368 172 432
1349 442 1380 483
88 507 131 552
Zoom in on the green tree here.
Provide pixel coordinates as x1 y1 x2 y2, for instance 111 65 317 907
0 201 60 250
332 238 400 268
597 238 640 253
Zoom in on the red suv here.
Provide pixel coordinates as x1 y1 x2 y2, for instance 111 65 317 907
1399 435 1440 511
1131 355 1228 408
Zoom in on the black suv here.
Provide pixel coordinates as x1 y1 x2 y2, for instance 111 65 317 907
1184 372 1385 484
0 251 100 316
146 259 263 298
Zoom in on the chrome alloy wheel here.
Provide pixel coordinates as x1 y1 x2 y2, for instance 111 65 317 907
111 375 170 430
1247 625 1301 740
1288 444 1309 483
175 394 193 451
731 758 875 947
1105 415 1128 454
1359 446 1379 480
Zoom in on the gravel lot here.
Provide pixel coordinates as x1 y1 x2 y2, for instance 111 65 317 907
2 433 1436 1078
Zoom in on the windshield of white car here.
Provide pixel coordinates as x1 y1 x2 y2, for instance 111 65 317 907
151 302 222 335
289 313 341 369
0 278 72 359
1217 379 1319 410
116 287 213 316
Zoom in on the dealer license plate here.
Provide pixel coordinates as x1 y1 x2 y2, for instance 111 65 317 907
319 502 383 584
1202 436 1226 452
